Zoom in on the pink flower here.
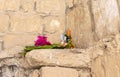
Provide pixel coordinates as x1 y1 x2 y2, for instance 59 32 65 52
35 36 51 46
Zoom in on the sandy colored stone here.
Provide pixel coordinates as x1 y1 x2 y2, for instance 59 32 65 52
0 51 14 60
40 67 78 77
43 15 65 43
78 70 91 77
0 14 9 33
29 70 39 77
73 0 82 5
26 49 91 68
15 70 25 77
92 0 120 39
10 12 42 33
21 0 35 12
65 0 73 8
3 34 37 49
115 34 120 51
0 0 20 11
91 34 120 77
36 0 66 15
92 52 120 77
68 1 94 48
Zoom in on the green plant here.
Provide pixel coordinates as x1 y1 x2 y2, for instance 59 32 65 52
20 44 66 56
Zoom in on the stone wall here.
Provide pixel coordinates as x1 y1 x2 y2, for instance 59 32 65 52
1 34 120 77
68 0 120 48
91 34 120 77
0 0 66 51
0 0 120 77
0 0 120 50
0 49 92 77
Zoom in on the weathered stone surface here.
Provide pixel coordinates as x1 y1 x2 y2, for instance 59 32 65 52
73 0 82 5
43 15 65 43
91 34 120 77
3 34 37 49
0 51 14 60
68 1 94 48
36 0 66 15
0 14 9 33
26 49 91 68
78 69 91 77
14 69 25 77
0 0 20 11
10 12 42 33
67 0 120 49
2 66 15 77
40 67 78 77
29 70 40 77
92 0 120 39
65 0 73 8
92 52 120 77
21 0 35 12
0 58 19 67
1 34 120 77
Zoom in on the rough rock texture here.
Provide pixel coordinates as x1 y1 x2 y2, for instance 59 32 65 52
0 49 92 77
92 0 120 39
0 0 120 77
26 49 91 68
21 0 35 12
68 1 94 48
3 34 37 49
0 0 20 11
36 0 66 15
40 67 78 77
0 14 9 33
0 34 120 77
43 15 65 43
92 52 120 77
91 34 120 77
10 12 42 33
67 0 120 48
0 0 119 50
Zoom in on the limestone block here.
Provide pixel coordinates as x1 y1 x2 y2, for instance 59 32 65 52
65 0 73 8
92 53 120 77
2 66 14 77
29 70 39 77
40 67 78 77
92 0 120 39
78 70 91 77
36 0 66 15
3 34 37 49
0 14 9 33
14 69 25 77
21 0 35 12
0 58 18 67
68 1 94 48
10 12 42 33
43 15 65 43
26 49 91 68
0 0 20 11
73 0 81 5
0 51 14 60
91 35 120 77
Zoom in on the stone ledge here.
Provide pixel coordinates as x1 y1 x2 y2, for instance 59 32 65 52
25 49 92 68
